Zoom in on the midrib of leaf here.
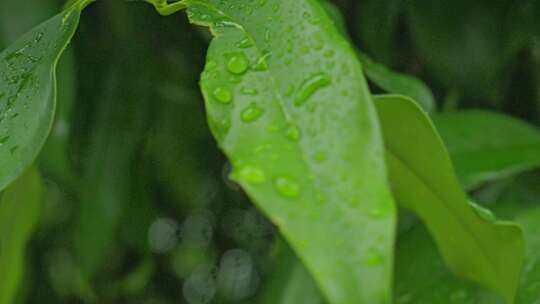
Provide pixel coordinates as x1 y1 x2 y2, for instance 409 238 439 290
386 149 502 280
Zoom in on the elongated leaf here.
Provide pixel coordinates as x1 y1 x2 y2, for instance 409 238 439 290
256 239 323 304
0 0 91 191
0 168 42 304
74 3 155 278
359 53 435 113
396 174 540 304
375 95 523 302
147 0 397 302
434 110 540 190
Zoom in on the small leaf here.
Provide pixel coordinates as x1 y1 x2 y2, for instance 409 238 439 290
148 0 398 303
375 95 524 303
433 110 540 189
0 0 91 191
0 168 42 304
359 53 436 113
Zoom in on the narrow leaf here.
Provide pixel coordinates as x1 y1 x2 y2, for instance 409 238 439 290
149 0 398 303
0 0 91 191
433 110 540 189
0 168 42 304
375 95 524 303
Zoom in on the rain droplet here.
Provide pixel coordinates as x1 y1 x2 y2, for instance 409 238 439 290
253 52 271 71
241 103 264 122
237 166 266 184
314 151 327 163
0 136 10 145
285 125 300 141
274 176 300 198
240 87 258 96
294 73 331 106
284 85 294 97
227 54 249 75
365 248 383 265
237 37 254 49
213 87 233 104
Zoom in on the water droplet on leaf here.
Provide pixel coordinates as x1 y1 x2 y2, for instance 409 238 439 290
294 73 331 106
213 87 233 104
274 177 300 198
241 103 264 122
227 54 249 75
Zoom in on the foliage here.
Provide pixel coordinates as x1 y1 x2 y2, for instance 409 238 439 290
0 0 539 303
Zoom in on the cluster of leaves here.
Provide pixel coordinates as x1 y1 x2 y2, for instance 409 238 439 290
0 0 539 303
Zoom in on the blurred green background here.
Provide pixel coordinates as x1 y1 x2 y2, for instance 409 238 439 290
0 0 539 303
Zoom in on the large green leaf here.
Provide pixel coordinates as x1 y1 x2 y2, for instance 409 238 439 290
395 174 540 304
147 0 397 303
375 95 523 302
0 168 42 304
0 0 91 191
433 110 540 189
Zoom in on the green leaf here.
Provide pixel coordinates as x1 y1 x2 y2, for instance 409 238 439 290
358 53 435 113
433 110 540 189
74 3 156 278
395 174 540 304
375 95 524 303
0 0 91 191
0 168 42 304
147 0 397 303
256 239 324 304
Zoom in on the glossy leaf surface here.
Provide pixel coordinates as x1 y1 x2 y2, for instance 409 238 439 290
0 0 90 191
396 174 540 304
0 168 42 304
152 0 398 303
433 110 540 189
375 95 524 302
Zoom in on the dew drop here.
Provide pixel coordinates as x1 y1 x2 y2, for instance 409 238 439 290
314 151 327 163
240 87 258 96
274 176 300 198
213 87 233 104
227 54 249 75
294 73 331 106
365 248 383 266
0 136 10 145
237 37 255 49
284 85 295 97
240 103 264 122
285 125 300 141
238 166 266 184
